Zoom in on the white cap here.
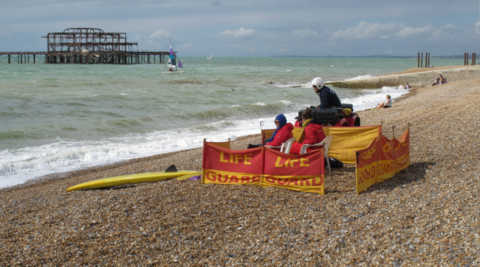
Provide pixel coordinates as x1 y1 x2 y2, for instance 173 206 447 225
311 77 324 89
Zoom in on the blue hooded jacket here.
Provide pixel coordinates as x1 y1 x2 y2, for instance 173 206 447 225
266 114 287 143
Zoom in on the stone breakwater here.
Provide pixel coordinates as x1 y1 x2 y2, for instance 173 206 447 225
0 76 479 266
328 65 480 89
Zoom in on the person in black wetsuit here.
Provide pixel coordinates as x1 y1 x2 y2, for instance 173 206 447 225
310 77 341 109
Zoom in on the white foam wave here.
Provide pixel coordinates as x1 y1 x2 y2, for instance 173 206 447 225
345 74 375 81
273 84 303 88
253 102 266 106
342 86 409 111
278 100 292 106
0 117 283 189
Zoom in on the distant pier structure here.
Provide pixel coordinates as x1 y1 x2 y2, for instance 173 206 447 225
0 28 170 64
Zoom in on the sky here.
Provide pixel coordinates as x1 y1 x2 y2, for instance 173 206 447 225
1 0 480 57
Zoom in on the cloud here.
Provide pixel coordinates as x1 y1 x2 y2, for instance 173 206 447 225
441 23 454 29
212 1 221 7
180 42 194 49
397 25 432 38
292 28 321 39
220 27 255 39
149 29 172 39
330 21 401 40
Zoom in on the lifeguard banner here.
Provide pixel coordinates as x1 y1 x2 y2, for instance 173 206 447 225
324 125 382 164
355 128 410 194
202 143 263 185
261 148 324 194
395 128 410 172
355 136 379 194
202 143 325 194
376 135 396 182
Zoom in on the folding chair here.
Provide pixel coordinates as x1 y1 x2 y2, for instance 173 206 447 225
261 129 276 145
265 137 296 154
203 138 231 149
299 135 334 170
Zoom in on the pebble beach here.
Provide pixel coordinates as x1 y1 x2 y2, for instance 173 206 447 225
1 72 479 266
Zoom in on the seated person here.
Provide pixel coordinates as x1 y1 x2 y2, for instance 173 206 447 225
432 74 446 86
289 108 326 154
374 95 392 111
310 77 342 110
439 74 447 84
294 115 302 127
264 114 294 147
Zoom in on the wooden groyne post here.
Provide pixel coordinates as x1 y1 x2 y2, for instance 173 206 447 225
418 52 430 67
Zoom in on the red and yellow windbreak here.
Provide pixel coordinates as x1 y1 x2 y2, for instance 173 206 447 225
202 144 263 185
355 128 410 194
262 148 324 194
202 143 324 194
395 128 410 172
323 125 382 164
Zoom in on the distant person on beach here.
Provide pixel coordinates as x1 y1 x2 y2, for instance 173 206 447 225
264 114 294 147
439 74 446 84
311 77 342 109
405 83 411 89
432 74 446 86
374 95 392 111
290 107 326 154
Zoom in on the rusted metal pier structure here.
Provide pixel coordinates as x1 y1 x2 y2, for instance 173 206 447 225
0 28 170 64
0 52 46 64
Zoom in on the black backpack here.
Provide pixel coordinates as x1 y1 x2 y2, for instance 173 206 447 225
326 157 343 168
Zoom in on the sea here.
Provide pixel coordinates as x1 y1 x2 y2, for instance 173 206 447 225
0 56 462 189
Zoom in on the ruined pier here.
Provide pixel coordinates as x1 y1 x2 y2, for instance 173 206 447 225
0 28 171 64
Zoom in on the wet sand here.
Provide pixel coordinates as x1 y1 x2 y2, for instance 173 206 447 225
1 76 479 266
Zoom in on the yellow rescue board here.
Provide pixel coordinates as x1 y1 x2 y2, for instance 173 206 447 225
66 171 197 191
177 171 202 181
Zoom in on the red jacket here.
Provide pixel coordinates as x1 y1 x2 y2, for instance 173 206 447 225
265 123 294 147
290 123 325 154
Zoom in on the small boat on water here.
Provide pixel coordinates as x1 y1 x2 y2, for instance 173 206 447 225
167 39 183 72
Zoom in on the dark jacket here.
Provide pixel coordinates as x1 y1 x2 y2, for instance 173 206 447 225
318 86 341 109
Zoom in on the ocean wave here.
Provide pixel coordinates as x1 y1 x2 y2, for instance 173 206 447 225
0 130 32 141
179 100 294 122
345 74 375 81
263 80 304 88
0 119 264 183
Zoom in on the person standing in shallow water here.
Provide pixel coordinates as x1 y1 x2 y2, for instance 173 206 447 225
311 77 342 109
